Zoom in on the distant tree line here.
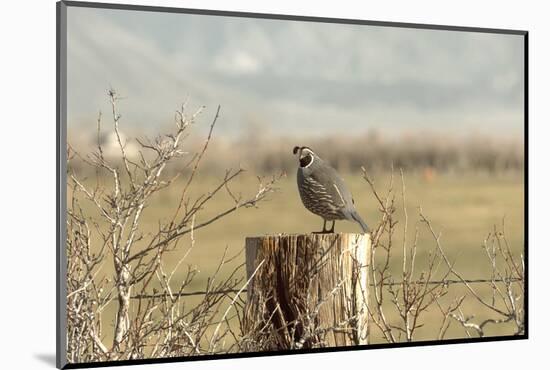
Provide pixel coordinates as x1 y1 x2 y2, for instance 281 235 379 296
69 129 524 177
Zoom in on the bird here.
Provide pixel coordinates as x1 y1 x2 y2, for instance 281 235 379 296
293 146 369 234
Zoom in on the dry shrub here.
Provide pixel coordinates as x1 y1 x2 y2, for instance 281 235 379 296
66 90 524 364
237 167 523 351
66 90 280 363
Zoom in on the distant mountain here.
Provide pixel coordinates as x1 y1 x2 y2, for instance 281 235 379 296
66 7 525 138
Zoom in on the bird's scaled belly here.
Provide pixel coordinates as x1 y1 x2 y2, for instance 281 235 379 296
300 188 344 220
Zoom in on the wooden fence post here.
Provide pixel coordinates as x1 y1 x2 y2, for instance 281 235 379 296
243 233 370 350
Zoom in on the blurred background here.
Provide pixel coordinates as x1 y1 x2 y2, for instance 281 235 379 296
66 6 524 341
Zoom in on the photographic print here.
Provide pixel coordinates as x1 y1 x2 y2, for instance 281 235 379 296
57 1 527 368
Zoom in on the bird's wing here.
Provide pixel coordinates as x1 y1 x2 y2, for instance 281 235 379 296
302 173 340 206
309 164 352 209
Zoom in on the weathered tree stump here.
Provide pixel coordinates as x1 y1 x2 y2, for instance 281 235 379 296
243 233 370 350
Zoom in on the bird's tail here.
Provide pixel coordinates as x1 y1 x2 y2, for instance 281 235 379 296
349 210 369 234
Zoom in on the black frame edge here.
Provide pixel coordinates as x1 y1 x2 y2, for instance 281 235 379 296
523 32 529 338
62 335 528 369
57 1 68 369
62 0 527 35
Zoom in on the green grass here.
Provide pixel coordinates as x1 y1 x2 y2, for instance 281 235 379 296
69 169 524 347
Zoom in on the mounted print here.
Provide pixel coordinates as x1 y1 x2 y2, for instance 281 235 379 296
56 1 527 368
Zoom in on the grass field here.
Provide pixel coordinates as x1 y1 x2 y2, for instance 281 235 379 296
69 169 525 347
149 170 524 283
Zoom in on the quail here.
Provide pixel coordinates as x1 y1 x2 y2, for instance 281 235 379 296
293 146 369 233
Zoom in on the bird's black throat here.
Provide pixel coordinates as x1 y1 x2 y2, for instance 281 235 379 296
300 154 313 167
